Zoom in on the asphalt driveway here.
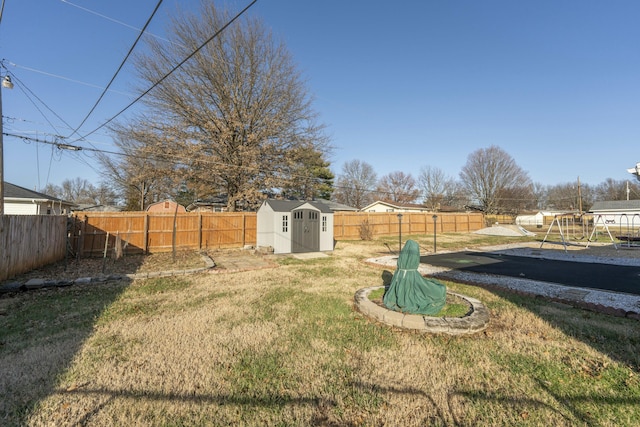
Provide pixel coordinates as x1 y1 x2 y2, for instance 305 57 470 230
421 252 640 296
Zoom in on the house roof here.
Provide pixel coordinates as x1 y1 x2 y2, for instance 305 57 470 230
361 200 430 211
74 204 123 212
312 198 358 212
3 181 74 205
590 200 640 212
262 199 333 214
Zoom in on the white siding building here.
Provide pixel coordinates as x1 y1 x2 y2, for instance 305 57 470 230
361 200 430 213
589 200 640 232
3 182 75 215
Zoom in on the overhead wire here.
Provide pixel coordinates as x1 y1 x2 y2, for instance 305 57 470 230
2 131 464 203
68 0 164 138
59 0 179 46
3 61 131 97
4 130 599 206
6 0 259 191
1 68 67 136
74 0 259 142
1 115 113 141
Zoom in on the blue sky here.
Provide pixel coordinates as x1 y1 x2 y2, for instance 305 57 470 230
1 0 639 193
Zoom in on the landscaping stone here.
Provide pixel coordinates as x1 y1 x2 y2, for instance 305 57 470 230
0 282 23 293
354 286 490 335
24 279 46 289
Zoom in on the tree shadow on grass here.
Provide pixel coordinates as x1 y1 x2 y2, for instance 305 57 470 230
476 284 640 371
422 250 640 370
0 278 132 425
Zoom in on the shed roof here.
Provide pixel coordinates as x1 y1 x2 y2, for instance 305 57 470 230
263 199 333 214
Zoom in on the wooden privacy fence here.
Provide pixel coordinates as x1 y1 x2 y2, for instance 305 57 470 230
71 211 485 256
1 215 67 281
72 212 256 256
333 212 484 239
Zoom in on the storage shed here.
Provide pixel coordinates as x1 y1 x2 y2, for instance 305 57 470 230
257 199 334 254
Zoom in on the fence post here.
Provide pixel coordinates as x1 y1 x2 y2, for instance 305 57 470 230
242 213 246 247
143 213 149 254
78 216 86 258
198 213 203 250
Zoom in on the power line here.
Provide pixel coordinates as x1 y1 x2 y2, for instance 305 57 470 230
2 131 561 203
0 66 81 139
74 0 259 142
2 115 113 141
3 61 131 97
69 0 164 137
59 0 179 46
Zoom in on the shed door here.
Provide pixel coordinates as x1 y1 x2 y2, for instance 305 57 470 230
292 209 320 253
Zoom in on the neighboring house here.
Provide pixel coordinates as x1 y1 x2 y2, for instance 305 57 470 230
256 199 334 254
361 200 431 213
312 198 358 212
515 211 572 227
74 204 123 212
589 200 640 230
186 197 228 212
146 200 187 213
3 181 75 215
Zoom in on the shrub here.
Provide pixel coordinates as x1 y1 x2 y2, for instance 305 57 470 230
359 220 373 240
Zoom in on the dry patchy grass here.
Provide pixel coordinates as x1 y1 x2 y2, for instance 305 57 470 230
1 236 639 426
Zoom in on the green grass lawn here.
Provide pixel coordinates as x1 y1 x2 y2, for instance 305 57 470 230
1 235 639 426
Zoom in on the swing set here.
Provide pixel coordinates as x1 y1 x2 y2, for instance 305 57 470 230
540 213 618 252
614 213 640 248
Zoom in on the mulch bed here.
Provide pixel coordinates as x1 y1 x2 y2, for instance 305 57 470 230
3 251 208 284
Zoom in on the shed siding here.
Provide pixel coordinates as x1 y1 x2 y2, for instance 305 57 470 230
256 204 275 248
319 213 334 251
256 199 334 254
273 213 291 254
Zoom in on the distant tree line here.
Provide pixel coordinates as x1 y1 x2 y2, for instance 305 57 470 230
331 146 640 214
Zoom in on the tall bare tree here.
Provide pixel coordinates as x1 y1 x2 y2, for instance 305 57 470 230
418 166 458 211
459 145 532 214
332 159 378 210
595 178 640 201
546 180 594 212
105 2 329 211
42 178 118 205
98 130 176 210
376 171 420 204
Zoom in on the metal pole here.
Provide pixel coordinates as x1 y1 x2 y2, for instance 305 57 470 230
0 82 4 215
432 215 438 253
0 75 13 216
397 213 403 253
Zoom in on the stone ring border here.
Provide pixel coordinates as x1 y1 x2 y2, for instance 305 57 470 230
354 286 490 335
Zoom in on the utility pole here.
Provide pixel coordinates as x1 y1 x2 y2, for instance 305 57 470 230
577 176 583 214
0 74 14 215
627 181 630 201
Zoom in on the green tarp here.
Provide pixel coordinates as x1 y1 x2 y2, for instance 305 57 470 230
383 239 447 315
